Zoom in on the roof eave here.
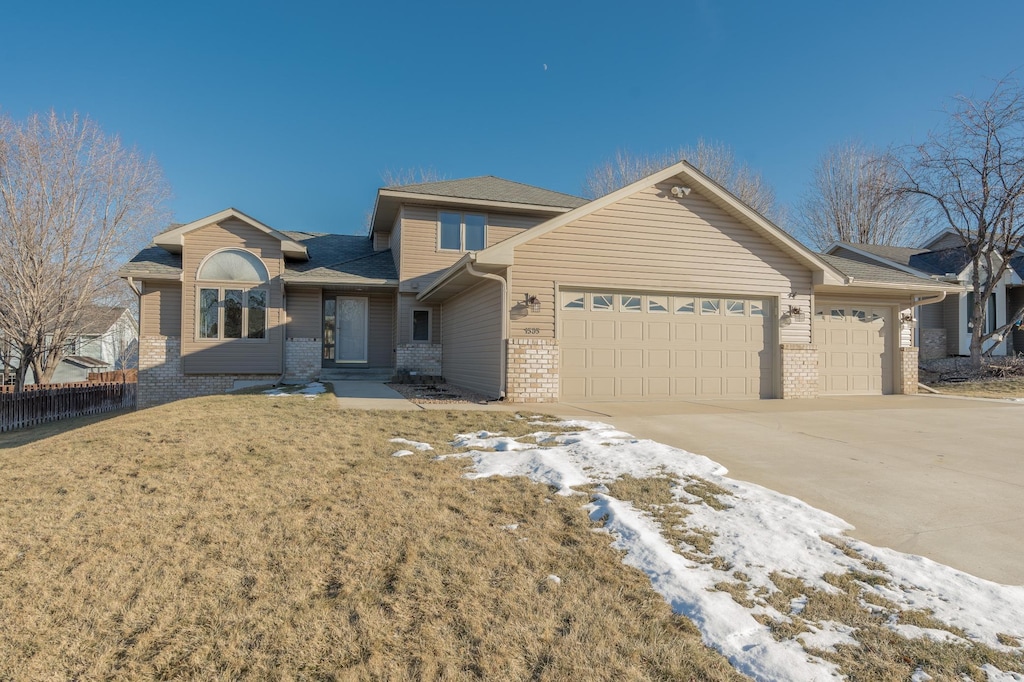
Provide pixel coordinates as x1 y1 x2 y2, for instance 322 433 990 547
371 189 576 235
153 208 310 260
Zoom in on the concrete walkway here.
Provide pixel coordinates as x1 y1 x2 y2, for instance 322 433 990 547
549 395 1024 585
331 381 422 410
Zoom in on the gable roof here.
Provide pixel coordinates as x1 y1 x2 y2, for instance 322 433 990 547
834 242 930 267
153 208 309 260
75 305 133 336
818 254 952 289
119 231 398 286
471 160 847 285
907 246 974 276
371 176 586 234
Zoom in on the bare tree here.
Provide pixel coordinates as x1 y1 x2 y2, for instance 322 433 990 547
379 166 447 187
582 140 778 219
798 141 926 249
898 78 1024 368
0 111 169 389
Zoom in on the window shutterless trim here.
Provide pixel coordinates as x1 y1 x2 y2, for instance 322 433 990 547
411 307 432 343
194 284 270 342
436 211 488 252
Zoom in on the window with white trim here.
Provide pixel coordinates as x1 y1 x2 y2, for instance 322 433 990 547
196 249 269 341
439 211 487 251
561 292 585 310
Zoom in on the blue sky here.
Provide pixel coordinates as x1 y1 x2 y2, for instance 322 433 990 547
3 1 1022 236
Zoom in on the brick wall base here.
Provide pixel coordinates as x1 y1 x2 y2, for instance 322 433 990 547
138 336 278 408
506 338 558 403
780 343 819 399
285 338 321 382
899 346 919 395
396 344 442 375
920 329 947 361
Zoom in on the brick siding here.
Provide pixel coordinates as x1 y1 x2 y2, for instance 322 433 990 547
285 338 320 382
899 346 919 395
138 336 278 408
506 338 558 403
779 343 819 399
396 343 442 375
920 329 947 361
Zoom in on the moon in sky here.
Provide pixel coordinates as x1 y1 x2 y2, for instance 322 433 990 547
543 64 548 71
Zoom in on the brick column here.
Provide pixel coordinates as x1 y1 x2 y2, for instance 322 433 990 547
779 343 819 399
506 338 558 403
395 344 442 375
898 346 919 395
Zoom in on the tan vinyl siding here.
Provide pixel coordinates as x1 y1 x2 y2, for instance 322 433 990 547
943 294 961 355
367 293 395 367
140 281 181 337
286 287 322 338
441 280 502 397
182 219 284 374
374 231 390 251
399 206 545 291
918 297 944 329
509 181 813 344
396 293 440 345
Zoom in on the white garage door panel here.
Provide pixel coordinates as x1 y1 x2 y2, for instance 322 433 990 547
559 291 771 400
813 303 892 396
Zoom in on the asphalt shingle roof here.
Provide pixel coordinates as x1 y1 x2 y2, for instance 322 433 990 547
76 305 129 335
907 247 974 276
119 232 399 286
386 176 588 209
837 242 930 267
818 253 948 287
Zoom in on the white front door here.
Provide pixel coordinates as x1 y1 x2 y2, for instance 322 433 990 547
336 297 368 363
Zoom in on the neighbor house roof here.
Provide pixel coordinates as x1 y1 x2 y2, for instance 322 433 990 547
75 305 131 336
386 176 588 209
119 231 398 287
907 247 974 276
1011 255 1024 279
371 176 586 234
835 242 930 267
818 254 952 289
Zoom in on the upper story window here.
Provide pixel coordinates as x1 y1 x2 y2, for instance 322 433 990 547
196 249 269 341
439 212 486 251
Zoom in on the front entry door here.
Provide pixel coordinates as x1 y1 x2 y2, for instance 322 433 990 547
336 297 368 362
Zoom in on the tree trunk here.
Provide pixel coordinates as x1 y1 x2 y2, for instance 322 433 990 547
969 329 985 370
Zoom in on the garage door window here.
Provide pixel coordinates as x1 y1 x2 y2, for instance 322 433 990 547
621 295 642 312
675 297 695 314
592 294 614 311
726 299 745 316
648 296 668 313
852 309 867 322
831 308 845 321
561 292 584 310
751 301 765 316
702 299 720 315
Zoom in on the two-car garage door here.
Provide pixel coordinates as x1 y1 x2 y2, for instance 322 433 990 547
559 290 772 400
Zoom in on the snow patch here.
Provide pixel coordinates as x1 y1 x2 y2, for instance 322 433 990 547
390 438 433 451
391 450 414 458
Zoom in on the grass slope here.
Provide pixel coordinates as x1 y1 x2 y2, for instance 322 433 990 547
0 395 742 681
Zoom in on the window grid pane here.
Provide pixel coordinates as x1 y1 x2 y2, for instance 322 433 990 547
726 299 745 316
751 301 765 316
648 296 668 312
675 297 695 314
439 212 462 250
592 294 614 311
247 290 267 339
412 310 430 341
561 293 584 310
199 288 219 338
620 295 641 312
224 289 243 338
701 299 720 315
464 214 486 251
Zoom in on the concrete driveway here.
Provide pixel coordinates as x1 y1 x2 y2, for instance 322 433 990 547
551 395 1024 585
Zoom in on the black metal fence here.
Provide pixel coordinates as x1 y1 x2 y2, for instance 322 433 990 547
0 382 137 433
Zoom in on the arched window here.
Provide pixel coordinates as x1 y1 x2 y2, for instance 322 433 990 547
197 249 268 283
196 249 269 341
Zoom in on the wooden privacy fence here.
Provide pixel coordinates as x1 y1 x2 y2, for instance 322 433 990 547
0 382 137 433
88 369 137 383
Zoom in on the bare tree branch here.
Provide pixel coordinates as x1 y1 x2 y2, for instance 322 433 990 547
581 140 779 221
0 111 170 389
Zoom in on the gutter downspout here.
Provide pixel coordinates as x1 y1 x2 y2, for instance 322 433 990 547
912 291 948 308
466 259 508 399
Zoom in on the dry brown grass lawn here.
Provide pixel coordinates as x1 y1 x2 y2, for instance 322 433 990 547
927 377 1024 399
0 394 743 681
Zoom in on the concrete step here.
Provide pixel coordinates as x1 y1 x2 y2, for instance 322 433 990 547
319 368 394 382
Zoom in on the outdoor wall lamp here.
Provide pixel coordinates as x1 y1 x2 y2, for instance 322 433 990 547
524 294 541 313
787 305 803 317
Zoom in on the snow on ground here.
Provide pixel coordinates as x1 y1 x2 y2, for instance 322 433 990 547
389 438 433 451
263 382 326 399
437 420 1024 682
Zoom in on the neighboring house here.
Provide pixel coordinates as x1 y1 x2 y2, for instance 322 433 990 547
4 305 139 385
120 163 957 408
826 230 1024 360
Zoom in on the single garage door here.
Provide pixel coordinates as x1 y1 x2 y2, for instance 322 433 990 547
813 303 893 395
559 291 772 400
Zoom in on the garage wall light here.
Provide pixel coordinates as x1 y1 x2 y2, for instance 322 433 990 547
524 294 541 314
